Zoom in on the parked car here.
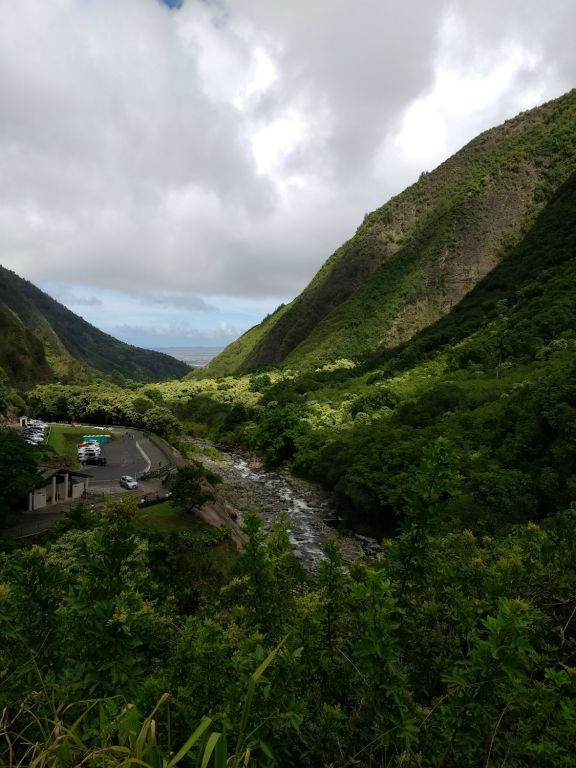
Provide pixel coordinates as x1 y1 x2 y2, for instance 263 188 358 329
25 434 44 444
120 475 138 490
78 451 100 463
84 456 107 466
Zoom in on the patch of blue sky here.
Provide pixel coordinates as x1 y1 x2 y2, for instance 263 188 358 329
39 281 284 348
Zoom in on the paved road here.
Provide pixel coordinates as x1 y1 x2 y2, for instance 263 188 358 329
82 429 170 491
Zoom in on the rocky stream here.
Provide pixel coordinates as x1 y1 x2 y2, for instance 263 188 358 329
189 439 381 570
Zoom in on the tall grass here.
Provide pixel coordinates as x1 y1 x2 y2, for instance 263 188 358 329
0 642 284 767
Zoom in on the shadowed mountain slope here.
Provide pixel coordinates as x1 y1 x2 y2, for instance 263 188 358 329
372 168 576 374
0 266 190 386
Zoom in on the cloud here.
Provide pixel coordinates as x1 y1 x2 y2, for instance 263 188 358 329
66 295 103 308
138 293 216 311
112 319 242 346
0 0 574 345
42 285 103 308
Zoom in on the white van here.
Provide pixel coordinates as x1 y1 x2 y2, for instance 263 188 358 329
78 446 101 460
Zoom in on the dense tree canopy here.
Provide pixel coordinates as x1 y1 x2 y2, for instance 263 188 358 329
0 428 40 520
2 490 576 766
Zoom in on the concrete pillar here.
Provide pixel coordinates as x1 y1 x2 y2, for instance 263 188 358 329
64 473 69 500
51 476 56 505
28 491 33 512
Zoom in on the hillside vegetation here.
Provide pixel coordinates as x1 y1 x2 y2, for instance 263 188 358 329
203 88 576 377
0 265 190 386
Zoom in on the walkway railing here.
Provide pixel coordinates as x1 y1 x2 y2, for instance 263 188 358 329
137 462 173 481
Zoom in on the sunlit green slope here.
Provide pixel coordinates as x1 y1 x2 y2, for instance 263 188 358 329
203 89 576 376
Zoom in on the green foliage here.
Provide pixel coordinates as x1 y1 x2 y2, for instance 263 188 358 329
3 487 576 765
141 405 181 438
55 498 157 698
171 464 214 514
249 374 272 392
349 385 399 417
1 644 284 767
28 383 182 438
0 301 52 389
0 367 12 413
0 429 40 520
436 597 540 765
252 403 311 468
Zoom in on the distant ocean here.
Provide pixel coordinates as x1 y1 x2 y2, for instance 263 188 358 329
154 347 224 367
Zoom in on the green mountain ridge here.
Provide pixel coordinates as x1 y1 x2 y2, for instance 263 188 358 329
315 169 576 531
203 88 576 377
0 265 190 386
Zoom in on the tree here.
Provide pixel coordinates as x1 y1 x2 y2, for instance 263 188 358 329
171 464 213 514
0 367 11 413
141 405 180 438
55 497 157 698
397 438 460 603
252 403 310 467
0 429 40 521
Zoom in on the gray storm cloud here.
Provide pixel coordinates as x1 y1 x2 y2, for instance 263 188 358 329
0 0 574 305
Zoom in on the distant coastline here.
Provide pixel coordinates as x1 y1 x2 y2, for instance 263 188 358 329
153 346 224 367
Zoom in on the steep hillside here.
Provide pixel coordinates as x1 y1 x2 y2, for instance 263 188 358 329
373 169 576 373
203 89 576 376
0 266 190 385
0 301 52 389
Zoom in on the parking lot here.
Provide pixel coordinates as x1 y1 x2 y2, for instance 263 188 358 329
19 421 173 495
2 426 175 538
81 428 172 493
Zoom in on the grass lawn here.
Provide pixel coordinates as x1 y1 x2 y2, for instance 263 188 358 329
45 425 94 468
134 500 208 533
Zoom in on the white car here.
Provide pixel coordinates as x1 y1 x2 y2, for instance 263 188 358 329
78 450 101 459
120 475 138 490
78 445 101 455
26 434 44 444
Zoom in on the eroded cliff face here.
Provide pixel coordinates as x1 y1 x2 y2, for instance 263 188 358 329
381 158 541 350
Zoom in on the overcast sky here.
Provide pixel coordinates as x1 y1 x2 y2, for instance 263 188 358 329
1 0 574 349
